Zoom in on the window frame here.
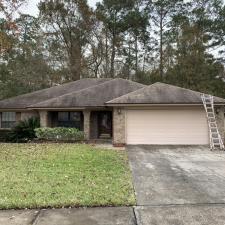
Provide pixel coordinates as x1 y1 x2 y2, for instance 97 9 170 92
57 111 83 130
1 112 16 129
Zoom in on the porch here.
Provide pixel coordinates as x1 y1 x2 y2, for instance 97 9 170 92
39 110 113 141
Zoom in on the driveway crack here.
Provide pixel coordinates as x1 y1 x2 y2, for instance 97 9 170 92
133 207 140 225
30 210 42 225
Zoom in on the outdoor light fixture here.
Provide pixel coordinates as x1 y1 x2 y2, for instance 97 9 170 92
117 108 121 115
216 108 220 114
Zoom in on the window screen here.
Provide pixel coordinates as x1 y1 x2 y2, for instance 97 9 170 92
57 112 83 129
58 112 69 122
70 112 81 122
1 112 16 128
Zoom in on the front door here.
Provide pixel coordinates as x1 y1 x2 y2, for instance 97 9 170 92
98 111 112 139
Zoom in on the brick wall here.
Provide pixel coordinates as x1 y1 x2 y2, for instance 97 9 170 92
113 108 126 146
215 106 225 141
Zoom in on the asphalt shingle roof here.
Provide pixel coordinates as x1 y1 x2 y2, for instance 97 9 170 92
29 78 146 108
106 82 225 105
0 78 111 109
0 80 224 109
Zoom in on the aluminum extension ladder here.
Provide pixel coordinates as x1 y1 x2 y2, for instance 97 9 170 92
201 94 224 150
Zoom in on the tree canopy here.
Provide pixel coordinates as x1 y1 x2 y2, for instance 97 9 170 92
0 0 225 99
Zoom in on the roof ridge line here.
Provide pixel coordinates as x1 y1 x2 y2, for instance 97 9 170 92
116 78 147 87
0 78 110 103
106 82 225 105
155 82 205 95
0 79 83 102
106 82 154 104
154 82 225 100
28 78 117 108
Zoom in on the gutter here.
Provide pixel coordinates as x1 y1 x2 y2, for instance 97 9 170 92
105 103 225 107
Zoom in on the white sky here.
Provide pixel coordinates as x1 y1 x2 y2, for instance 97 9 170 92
22 0 225 17
21 0 100 16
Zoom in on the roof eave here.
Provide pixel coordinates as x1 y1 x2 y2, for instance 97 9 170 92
106 103 225 107
0 108 31 111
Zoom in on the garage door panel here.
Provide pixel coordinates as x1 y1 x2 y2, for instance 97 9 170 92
126 109 209 145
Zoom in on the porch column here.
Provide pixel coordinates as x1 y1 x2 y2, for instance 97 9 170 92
83 110 91 140
216 106 225 141
39 111 48 127
113 108 126 146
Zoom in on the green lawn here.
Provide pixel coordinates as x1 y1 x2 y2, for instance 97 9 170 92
0 143 135 209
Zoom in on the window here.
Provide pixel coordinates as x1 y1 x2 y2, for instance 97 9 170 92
70 112 82 122
57 112 83 130
1 112 16 128
58 112 69 122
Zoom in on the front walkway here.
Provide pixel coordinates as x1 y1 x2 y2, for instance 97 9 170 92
0 207 135 225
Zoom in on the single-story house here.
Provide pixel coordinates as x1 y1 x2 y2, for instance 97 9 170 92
0 78 224 146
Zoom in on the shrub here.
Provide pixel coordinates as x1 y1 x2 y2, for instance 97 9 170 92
35 127 84 141
8 117 40 143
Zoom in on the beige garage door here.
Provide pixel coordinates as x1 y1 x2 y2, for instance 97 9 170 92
126 108 209 145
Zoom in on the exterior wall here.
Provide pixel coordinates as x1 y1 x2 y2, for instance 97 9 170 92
113 108 126 146
215 106 225 141
16 112 21 122
83 110 90 140
21 111 39 121
39 111 49 127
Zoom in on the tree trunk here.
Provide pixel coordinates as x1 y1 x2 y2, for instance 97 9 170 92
110 13 117 78
110 35 116 78
159 10 163 79
127 41 131 80
105 29 109 77
69 46 82 81
135 34 138 74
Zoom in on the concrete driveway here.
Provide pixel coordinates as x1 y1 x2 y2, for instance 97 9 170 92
128 145 225 224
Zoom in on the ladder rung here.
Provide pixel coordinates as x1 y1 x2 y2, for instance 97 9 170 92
213 143 221 146
202 94 224 150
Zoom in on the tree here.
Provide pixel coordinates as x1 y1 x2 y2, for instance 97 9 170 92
123 0 149 77
0 0 26 53
39 0 94 81
145 0 185 78
211 1 225 62
0 14 53 99
166 22 225 97
96 0 136 77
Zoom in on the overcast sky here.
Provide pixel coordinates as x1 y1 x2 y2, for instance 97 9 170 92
20 0 225 17
21 0 100 16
